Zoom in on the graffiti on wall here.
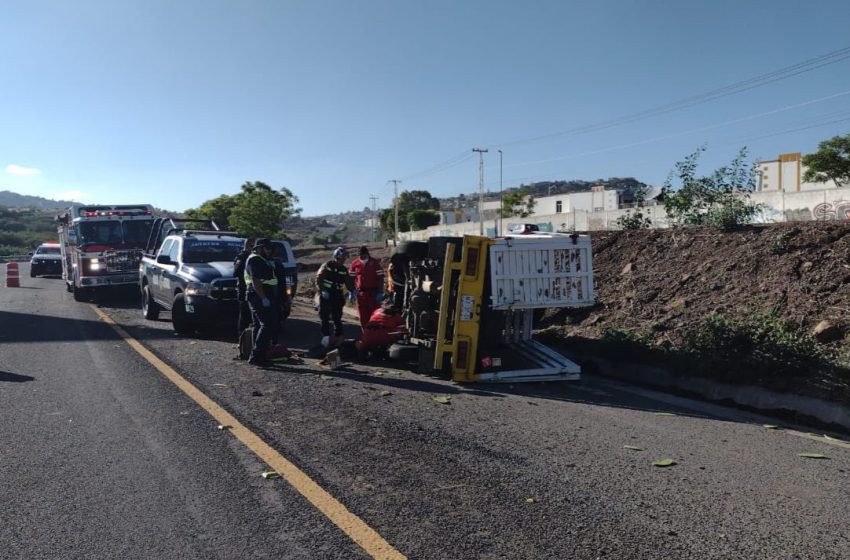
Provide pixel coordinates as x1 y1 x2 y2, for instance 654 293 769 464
813 201 850 221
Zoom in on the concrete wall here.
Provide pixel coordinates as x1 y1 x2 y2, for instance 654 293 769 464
399 187 850 241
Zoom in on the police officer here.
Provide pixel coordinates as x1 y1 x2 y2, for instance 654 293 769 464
316 246 354 347
244 238 279 367
233 238 255 340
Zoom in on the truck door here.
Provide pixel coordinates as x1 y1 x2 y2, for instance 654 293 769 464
161 240 181 299
151 239 173 301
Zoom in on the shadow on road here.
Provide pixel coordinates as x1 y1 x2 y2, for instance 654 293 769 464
0 310 176 344
0 371 35 383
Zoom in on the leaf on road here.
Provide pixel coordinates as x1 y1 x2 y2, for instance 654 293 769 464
217 424 233 430
763 424 782 430
652 458 677 467
623 445 643 451
261 471 281 479
798 453 829 459
654 412 676 417
525 498 535 503
320 375 333 380
380 390 392 397
212 383 228 388
432 396 452 405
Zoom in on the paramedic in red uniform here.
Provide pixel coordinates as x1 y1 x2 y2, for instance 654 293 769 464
348 246 385 328
356 301 406 359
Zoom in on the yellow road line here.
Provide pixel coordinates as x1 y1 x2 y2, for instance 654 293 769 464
91 305 406 560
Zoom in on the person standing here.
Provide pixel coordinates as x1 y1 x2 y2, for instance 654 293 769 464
244 238 279 367
348 245 384 328
316 246 353 348
233 238 255 340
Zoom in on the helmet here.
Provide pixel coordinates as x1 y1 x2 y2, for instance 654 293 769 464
332 247 348 260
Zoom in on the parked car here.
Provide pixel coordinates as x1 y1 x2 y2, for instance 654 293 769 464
140 230 243 334
30 243 63 277
271 239 298 319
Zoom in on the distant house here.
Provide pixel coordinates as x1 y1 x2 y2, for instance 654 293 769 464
312 219 339 237
756 152 838 192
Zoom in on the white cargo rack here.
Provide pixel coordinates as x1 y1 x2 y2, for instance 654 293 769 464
489 234 594 310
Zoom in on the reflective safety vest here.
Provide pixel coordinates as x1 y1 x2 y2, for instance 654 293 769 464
317 260 349 292
244 253 278 289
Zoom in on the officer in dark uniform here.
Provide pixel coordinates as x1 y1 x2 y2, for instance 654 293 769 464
244 238 279 367
316 246 354 347
233 238 255 339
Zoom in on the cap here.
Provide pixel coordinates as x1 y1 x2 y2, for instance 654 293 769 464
359 245 369 256
254 238 272 248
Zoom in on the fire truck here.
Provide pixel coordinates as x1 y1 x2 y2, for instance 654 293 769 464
56 204 155 301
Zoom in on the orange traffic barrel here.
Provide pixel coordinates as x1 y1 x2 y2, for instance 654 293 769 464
6 262 20 287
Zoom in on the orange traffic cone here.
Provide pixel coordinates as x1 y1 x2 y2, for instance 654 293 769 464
6 262 20 287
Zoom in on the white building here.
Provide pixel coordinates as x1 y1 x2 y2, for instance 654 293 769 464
533 185 620 215
756 152 837 192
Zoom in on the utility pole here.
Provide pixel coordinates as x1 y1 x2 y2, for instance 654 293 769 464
473 148 488 235
369 195 379 242
389 180 401 246
498 149 503 237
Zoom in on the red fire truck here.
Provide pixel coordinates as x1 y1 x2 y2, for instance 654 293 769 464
57 204 155 301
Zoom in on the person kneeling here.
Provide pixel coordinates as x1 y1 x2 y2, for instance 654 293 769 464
356 301 406 360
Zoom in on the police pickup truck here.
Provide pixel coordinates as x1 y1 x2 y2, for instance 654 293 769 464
139 219 243 334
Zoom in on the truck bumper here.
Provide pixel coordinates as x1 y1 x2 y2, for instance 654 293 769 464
184 296 239 324
79 273 138 287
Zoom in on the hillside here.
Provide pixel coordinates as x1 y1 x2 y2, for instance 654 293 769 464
0 190 75 210
539 222 850 403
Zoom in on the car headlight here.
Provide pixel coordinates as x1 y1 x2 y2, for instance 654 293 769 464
186 282 210 296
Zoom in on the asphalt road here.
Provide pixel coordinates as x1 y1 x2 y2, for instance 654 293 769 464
3 263 850 559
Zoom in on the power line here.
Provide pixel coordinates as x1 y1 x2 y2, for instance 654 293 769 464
486 45 850 149
390 46 850 191
505 89 850 169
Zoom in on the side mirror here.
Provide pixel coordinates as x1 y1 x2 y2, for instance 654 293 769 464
156 254 172 265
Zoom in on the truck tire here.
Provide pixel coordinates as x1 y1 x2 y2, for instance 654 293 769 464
393 241 428 260
171 293 194 335
142 284 160 320
72 283 89 302
388 342 419 362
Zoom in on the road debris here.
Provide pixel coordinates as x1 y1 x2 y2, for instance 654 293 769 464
652 458 677 467
261 471 281 479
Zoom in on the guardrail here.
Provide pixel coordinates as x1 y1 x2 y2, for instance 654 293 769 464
0 255 31 263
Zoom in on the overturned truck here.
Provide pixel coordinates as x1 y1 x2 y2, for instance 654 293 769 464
391 234 594 383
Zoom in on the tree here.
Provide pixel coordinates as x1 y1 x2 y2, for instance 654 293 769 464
379 189 440 235
662 147 761 231
501 187 535 218
407 209 440 230
185 194 237 229
802 133 850 188
188 181 300 239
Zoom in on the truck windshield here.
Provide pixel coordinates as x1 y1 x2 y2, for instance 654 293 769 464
182 240 243 263
36 246 61 255
122 220 153 244
77 220 153 245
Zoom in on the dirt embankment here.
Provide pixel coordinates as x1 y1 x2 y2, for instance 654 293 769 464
540 222 850 401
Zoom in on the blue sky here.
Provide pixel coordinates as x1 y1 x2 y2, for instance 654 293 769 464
2 0 850 216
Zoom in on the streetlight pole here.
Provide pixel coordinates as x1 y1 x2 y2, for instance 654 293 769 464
390 179 401 246
473 148 488 236
498 149 503 236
